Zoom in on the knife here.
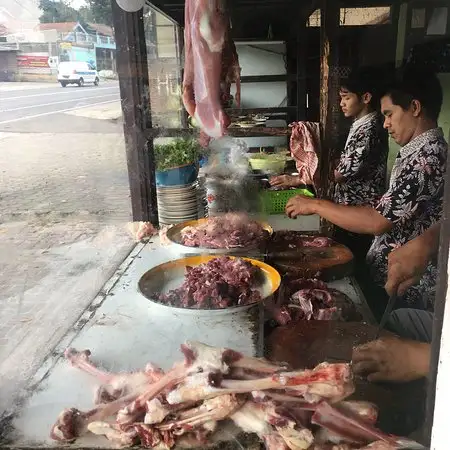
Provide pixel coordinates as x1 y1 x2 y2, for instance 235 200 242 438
375 293 397 340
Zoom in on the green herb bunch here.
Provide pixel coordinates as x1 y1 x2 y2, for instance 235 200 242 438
154 139 201 172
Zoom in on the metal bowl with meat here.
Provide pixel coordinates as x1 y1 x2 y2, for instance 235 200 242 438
139 255 281 315
165 214 273 256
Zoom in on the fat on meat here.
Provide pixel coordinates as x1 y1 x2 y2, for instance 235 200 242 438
183 0 228 139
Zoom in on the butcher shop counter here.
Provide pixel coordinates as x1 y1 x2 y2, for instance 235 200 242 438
0 216 373 449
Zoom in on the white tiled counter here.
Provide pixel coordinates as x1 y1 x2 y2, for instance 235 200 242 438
2 215 371 449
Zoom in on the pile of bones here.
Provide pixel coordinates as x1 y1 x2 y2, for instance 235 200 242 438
51 342 423 450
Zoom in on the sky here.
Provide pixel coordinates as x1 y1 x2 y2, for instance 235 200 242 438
68 0 87 9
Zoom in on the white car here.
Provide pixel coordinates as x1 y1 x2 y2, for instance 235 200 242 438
57 61 100 87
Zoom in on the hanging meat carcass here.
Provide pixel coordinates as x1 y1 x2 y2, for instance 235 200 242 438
183 0 241 143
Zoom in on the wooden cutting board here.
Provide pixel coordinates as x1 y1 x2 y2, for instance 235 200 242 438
267 232 354 281
265 321 427 437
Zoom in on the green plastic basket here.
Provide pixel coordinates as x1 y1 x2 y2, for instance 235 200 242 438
260 188 315 215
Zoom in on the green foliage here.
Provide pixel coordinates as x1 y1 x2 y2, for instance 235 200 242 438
38 0 113 26
86 0 113 26
154 139 201 172
38 0 79 23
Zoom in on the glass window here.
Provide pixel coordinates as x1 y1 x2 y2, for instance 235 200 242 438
427 7 448 35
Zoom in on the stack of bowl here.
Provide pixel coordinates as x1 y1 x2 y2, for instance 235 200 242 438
157 182 199 226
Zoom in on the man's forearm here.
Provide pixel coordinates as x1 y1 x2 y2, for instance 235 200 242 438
421 222 441 259
413 342 431 379
334 170 346 184
313 199 392 235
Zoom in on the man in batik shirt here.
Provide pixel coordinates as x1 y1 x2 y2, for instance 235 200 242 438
333 68 389 260
284 66 447 318
352 222 442 383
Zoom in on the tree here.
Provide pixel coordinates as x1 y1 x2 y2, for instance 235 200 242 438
85 0 113 26
38 0 80 23
38 0 113 26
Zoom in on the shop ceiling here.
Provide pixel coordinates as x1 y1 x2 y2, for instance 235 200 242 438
146 0 397 30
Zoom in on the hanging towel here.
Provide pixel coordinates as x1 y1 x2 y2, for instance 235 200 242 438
289 121 321 187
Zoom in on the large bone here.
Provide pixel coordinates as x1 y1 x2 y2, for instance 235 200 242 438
231 401 311 450
183 341 288 374
167 363 352 404
311 401 425 449
87 421 138 448
51 363 184 442
64 348 164 404
50 393 139 442
157 394 243 433
277 426 314 450
144 397 196 426
116 364 188 426
117 340 260 426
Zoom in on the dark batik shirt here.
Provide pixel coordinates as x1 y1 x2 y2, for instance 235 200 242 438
334 112 389 206
366 128 448 307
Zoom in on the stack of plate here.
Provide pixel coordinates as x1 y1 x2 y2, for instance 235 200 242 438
157 183 199 226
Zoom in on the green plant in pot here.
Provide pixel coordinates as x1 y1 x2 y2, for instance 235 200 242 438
155 139 201 186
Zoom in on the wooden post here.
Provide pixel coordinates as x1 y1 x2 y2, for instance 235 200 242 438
296 21 307 121
111 0 158 225
319 0 340 234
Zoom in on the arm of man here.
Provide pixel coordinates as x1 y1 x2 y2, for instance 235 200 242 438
269 174 304 188
385 222 441 296
287 144 445 236
285 197 393 235
352 337 431 382
334 170 346 184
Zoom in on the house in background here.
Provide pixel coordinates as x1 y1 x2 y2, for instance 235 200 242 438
36 22 116 71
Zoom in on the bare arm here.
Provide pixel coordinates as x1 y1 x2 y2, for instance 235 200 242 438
313 199 392 235
385 222 441 296
334 170 346 184
353 337 431 382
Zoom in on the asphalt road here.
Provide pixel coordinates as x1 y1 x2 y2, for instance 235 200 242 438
0 82 121 132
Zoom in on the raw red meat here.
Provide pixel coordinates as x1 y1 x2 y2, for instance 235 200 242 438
154 257 263 309
272 279 361 326
181 213 268 249
271 231 333 249
183 0 240 140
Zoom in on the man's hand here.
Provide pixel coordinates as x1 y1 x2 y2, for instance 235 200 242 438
352 337 430 383
269 175 302 189
285 195 317 218
385 233 435 297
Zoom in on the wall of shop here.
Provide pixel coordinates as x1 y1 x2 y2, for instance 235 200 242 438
235 41 288 149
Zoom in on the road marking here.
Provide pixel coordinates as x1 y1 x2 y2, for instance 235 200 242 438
0 94 119 113
0 100 119 125
0 86 118 101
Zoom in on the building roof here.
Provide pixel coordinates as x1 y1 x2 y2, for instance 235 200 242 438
87 23 114 37
35 21 113 37
36 22 78 32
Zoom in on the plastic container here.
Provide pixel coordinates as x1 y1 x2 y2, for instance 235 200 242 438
260 188 315 215
248 154 287 174
155 163 198 187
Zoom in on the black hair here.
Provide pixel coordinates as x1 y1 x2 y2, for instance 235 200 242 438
382 64 443 122
340 66 383 109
